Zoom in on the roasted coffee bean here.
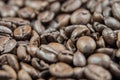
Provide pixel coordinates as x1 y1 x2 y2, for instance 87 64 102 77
18 69 32 80
103 7 112 17
117 31 120 48
73 67 85 79
66 39 76 52
17 45 31 62
25 0 48 10
102 28 116 45
14 24 31 40
0 26 12 35
96 36 105 48
38 10 55 23
8 0 24 7
49 1 61 13
109 61 120 78
84 64 112 80
32 58 49 71
36 45 58 63
76 36 96 55
0 70 11 80
73 51 86 67
88 53 111 68
2 65 17 80
18 7 36 19
61 0 81 12
104 17 120 30
58 50 73 64
20 62 39 78
71 8 91 25
49 62 73 78
0 5 18 17
112 3 120 20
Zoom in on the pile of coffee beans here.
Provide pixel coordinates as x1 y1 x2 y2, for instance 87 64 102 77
0 0 120 80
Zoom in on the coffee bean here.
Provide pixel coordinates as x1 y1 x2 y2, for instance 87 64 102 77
71 8 91 25
49 62 73 78
88 53 111 68
84 64 112 80
76 36 96 55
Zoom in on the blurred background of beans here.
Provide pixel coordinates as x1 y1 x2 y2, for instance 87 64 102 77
0 0 120 80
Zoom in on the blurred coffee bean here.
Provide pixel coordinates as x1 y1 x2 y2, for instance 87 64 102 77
31 58 49 71
2 65 17 80
55 14 70 29
102 28 116 45
66 39 76 52
73 67 84 79
49 62 73 78
112 3 120 20
20 62 39 78
88 53 111 68
38 10 55 23
73 51 86 67
71 8 91 25
103 7 112 17
0 5 18 17
109 61 120 78
96 36 105 48
36 45 58 63
0 26 12 35
117 31 120 48
17 45 31 62
58 50 73 64
76 36 96 55
48 42 66 52
18 7 36 19
104 17 120 30
8 0 24 7
93 12 103 22
61 0 81 12
0 70 11 80
14 24 31 40
18 69 32 80
50 1 61 13
25 0 48 10
32 20 45 35
84 64 112 80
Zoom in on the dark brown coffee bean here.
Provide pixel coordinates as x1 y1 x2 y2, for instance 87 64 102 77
61 0 81 12
96 36 105 48
112 3 120 20
93 12 103 22
71 26 90 41
71 8 91 25
49 62 73 78
17 45 31 62
32 20 45 35
25 0 48 10
2 17 30 26
50 1 61 13
66 39 76 52
102 28 116 45
18 7 36 19
8 0 24 7
20 62 39 78
76 36 96 55
58 50 73 64
0 70 11 80
116 31 120 48
2 65 17 80
55 14 70 29
84 64 112 80
73 67 84 79
0 5 18 17
48 42 66 52
88 53 111 68
18 69 32 80
36 45 58 63
109 61 120 78
104 17 120 30
73 51 86 67
38 11 55 23
14 24 31 40
32 58 49 71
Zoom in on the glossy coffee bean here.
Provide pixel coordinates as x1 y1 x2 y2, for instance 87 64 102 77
84 64 112 80
76 36 96 55
88 53 111 68
49 62 73 78
71 8 91 25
